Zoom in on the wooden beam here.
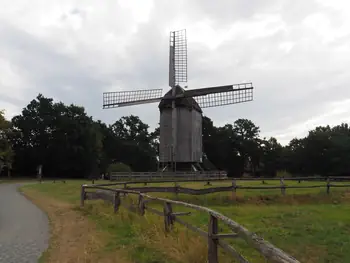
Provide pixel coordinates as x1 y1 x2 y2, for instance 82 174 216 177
172 211 191 216
213 233 239 239
208 214 218 263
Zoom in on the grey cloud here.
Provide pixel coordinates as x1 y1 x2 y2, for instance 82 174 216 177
0 93 25 106
187 0 281 25
0 0 349 145
0 20 164 126
0 22 112 121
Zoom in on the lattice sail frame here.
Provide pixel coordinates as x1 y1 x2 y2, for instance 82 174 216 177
102 28 253 110
193 83 253 109
169 29 187 88
103 89 163 108
102 83 254 109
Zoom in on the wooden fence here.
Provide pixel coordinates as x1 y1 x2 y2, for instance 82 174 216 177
109 171 228 181
92 177 350 196
80 184 300 263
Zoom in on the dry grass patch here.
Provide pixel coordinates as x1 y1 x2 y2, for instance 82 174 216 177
137 214 208 263
22 188 131 263
82 201 207 263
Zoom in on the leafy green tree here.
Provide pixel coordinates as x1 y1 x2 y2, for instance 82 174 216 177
261 137 283 177
328 123 350 175
150 125 160 157
283 138 307 175
110 115 157 172
10 94 102 178
8 92 350 180
95 120 121 175
233 119 261 176
0 110 13 176
202 116 244 176
111 115 151 145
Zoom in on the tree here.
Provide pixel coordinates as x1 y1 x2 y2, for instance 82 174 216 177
111 115 152 145
283 138 307 175
110 115 157 172
47 103 103 178
150 125 160 157
233 119 261 176
0 110 13 176
261 137 283 177
325 124 350 176
7 93 350 180
10 94 102 178
95 120 120 175
202 116 244 177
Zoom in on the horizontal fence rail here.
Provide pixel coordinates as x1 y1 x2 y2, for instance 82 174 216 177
108 174 350 182
109 171 228 181
108 184 350 195
80 184 300 263
91 176 350 196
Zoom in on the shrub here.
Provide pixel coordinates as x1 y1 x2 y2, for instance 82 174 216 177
108 162 133 174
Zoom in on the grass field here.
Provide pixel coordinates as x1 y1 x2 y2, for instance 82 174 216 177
21 179 350 263
0 178 33 184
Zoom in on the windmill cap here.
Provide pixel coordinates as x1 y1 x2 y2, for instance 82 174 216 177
158 85 202 113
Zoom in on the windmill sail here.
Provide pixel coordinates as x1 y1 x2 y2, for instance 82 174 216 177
103 89 163 108
169 29 187 88
191 83 253 108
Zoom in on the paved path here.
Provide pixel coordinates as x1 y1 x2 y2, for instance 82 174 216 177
0 184 49 263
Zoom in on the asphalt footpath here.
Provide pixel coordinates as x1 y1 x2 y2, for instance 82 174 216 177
0 183 49 263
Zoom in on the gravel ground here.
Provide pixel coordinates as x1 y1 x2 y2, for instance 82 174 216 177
0 183 49 263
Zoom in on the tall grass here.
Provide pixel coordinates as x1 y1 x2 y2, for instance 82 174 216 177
23 179 350 263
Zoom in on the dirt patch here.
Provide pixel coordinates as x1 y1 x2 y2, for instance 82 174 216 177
22 189 131 263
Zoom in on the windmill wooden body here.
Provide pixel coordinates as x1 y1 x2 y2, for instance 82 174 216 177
103 29 254 172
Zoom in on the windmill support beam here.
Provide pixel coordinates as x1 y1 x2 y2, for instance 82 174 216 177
103 97 162 108
159 85 253 101
183 84 253 98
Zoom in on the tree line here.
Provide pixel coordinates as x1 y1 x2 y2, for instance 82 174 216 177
0 94 349 178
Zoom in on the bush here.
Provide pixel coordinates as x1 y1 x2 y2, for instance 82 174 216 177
107 162 133 174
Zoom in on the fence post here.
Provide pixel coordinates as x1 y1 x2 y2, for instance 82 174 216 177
280 177 286 196
138 195 145 215
163 202 173 232
326 177 331 194
174 182 179 197
123 183 127 196
208 214 218 263
113 192 121 213
80 185 86 207
231 179 237 200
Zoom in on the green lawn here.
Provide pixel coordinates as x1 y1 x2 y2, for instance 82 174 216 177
0 178 35 184
22 179 350 263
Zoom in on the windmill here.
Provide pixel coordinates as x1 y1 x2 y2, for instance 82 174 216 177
103 29 254 172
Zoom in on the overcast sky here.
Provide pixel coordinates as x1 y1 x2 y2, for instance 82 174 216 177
0 0 349 145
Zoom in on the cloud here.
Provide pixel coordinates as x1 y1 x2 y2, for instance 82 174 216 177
0 0 350 145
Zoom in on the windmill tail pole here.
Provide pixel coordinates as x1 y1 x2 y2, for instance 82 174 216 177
171 86 177 172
